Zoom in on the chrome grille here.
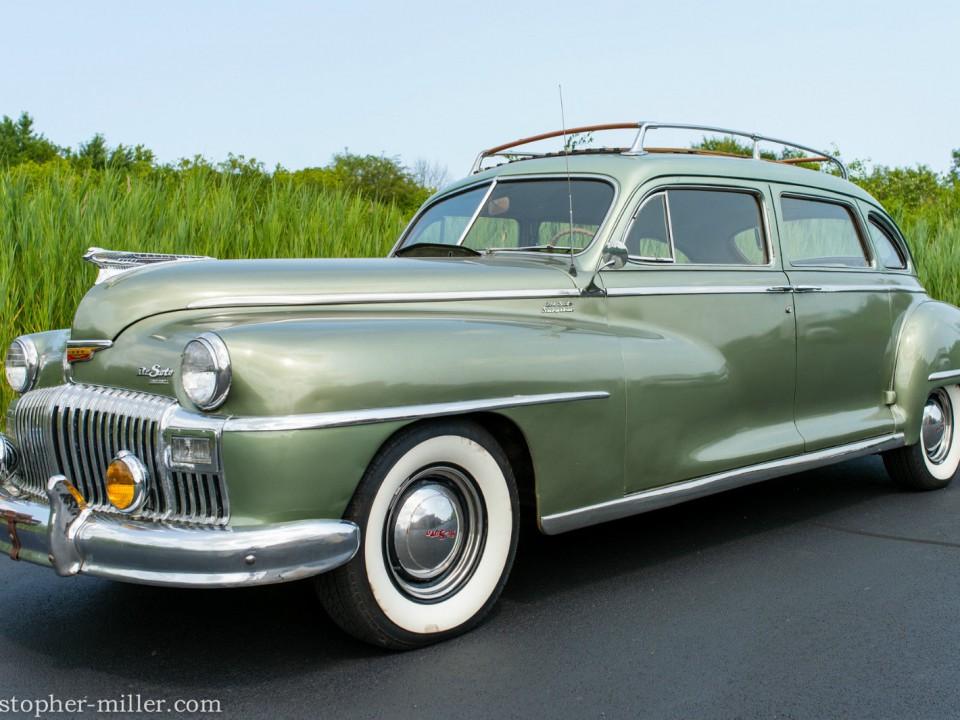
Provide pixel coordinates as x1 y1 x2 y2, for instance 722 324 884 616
8 384 228 525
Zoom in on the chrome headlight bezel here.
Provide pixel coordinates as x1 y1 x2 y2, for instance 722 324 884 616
180 332 232 411
5 337 39 394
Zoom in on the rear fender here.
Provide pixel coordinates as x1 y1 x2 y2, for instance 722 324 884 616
892 300 960 444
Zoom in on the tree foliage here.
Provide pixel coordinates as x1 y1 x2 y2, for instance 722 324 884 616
0 112 438 213
0 112 61 165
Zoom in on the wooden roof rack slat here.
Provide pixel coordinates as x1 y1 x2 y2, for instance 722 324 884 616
469 121 847 179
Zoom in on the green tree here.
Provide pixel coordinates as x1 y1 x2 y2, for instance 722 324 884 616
0 112 61 165
316 152 430 212
75 133 109 169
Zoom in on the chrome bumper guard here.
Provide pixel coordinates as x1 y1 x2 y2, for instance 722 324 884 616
0 476 359 588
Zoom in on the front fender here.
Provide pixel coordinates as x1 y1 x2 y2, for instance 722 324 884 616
215 314 625 523
216 316 620 417
892 300 960 444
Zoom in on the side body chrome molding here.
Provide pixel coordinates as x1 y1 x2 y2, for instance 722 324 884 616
223 391 611 433
187 288 581 309
540 432 905 535
607 285 926 297
929 369 960 383
186 283 927 309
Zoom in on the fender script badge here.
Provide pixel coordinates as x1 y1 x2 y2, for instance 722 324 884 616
137 364 174 384
541 300 574 314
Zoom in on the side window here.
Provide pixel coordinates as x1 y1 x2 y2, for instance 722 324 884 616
623 193 671 260
780 197 869 268
666 189 767 265
867 215 907 269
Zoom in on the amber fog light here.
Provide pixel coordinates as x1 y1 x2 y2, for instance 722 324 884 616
105 450 148 513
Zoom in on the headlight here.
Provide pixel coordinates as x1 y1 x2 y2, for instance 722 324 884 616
4 337 39 393
180 332 231 410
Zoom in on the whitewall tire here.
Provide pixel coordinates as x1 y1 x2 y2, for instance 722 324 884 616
884 385 960 491
317 420 519 649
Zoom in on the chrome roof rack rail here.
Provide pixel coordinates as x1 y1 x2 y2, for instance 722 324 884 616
470 120 847 179
624 121 847 179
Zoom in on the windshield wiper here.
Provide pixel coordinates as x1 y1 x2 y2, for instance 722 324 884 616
394 242 481 257
485 245 575 254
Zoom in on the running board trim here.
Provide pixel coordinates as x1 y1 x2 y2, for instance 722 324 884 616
540 433 906 535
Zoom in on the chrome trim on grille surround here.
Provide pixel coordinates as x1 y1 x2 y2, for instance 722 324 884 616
540 432 905 534
7 385 229 525
224 391 611 433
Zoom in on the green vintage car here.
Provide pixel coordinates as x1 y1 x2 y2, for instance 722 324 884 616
2 122 959 649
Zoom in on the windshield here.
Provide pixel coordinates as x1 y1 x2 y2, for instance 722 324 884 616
396 178 614 254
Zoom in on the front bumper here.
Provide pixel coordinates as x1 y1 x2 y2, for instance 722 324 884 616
0 476 359 588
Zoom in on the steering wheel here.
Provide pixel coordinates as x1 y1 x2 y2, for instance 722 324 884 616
548 227 595 246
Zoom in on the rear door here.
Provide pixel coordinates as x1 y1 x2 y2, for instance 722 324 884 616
772 186 896 449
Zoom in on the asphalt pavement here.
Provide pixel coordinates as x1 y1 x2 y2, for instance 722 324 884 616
2 455 959 720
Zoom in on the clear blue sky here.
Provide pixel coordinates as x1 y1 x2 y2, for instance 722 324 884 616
3 1 958 179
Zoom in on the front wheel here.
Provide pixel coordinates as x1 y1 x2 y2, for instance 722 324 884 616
884 385 960 491
317 420 519 649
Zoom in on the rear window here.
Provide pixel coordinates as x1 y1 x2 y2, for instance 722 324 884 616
780 197 869 268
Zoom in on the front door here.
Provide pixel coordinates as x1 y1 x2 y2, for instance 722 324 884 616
772 187 896 450
601 179 803 493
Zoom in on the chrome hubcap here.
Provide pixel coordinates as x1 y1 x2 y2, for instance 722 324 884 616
385 465 485 602
922 388 954 465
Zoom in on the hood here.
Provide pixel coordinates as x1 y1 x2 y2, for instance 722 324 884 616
71 257 578 339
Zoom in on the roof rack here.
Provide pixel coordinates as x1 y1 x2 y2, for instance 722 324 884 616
469 121 847 179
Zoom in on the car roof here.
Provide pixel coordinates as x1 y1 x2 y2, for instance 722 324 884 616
437 152 880 208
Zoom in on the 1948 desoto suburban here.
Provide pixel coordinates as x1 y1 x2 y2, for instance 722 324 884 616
2 122 959 649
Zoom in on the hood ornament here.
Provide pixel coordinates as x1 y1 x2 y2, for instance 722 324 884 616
83 247 215 284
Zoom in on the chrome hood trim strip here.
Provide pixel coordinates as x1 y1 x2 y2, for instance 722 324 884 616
540 432 905 535
929 369 960 383
187 288 582 309
223 391 610 433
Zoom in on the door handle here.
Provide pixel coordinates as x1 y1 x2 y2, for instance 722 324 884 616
766 285 793 293
793 286 823 293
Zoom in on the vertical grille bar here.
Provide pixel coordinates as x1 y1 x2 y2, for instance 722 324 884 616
9 384 227 525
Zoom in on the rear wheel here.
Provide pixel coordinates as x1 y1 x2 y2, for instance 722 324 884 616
884 385 960 491
316 420 519 649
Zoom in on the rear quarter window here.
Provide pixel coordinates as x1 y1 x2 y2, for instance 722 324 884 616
867 214 907 270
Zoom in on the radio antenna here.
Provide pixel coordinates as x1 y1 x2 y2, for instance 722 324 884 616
558 84 577 277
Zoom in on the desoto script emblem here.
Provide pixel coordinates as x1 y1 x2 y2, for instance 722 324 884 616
137 365 174 384
542 300 574 314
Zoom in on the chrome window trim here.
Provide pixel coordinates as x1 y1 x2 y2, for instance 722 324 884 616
615 183 776 270
541 432 905 534
620 192 674 263
865 211 909 271
223 391 610 433
454 179 499 247
388 173 620 259
778 191 876 270
929 370 960 383
186 287 582 309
